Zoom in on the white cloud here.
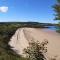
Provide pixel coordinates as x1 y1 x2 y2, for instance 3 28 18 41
0 6 8 13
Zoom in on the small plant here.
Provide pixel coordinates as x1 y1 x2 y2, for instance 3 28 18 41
24 40 48 60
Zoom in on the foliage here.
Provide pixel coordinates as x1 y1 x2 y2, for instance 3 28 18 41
53 0 60 20
24 40 48 60
0 24 28 60
53 0 60 32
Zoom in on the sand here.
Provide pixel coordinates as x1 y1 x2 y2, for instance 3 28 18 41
8 28 60 59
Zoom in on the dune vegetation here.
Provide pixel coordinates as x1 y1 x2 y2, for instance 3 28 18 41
0 22 59 60
0 22 48 60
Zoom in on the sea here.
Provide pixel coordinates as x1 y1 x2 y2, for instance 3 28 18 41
45 26 57 31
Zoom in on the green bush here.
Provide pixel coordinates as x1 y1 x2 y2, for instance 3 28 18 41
24 40 48 60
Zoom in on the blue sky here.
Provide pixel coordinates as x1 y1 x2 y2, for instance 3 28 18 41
0 0 57 23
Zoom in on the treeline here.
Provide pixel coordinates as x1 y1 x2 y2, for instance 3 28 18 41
0 22 55 28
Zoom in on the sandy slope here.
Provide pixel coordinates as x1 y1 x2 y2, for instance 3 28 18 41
9 28 60 59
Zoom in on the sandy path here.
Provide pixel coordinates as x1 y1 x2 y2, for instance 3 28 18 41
9 28 60 59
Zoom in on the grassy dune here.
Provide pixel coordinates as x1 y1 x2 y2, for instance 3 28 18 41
0 22 46 60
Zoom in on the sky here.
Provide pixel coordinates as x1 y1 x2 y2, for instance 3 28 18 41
0 0 57 23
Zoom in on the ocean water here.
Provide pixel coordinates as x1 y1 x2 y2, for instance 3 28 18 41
48 26 56 31
44 26 57 31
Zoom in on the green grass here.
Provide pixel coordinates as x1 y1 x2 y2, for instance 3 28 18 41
0 23 27 60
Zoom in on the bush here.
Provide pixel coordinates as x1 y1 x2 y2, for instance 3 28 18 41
24 40 48 60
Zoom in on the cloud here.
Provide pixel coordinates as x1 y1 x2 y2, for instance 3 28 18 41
0 6 8 13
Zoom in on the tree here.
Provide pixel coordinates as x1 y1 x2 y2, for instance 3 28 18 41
53 0 60 32
24 40 48 60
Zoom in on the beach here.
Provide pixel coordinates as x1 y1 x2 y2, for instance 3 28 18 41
9 28 60 59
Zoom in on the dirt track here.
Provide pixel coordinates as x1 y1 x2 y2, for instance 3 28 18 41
9 28 60 59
